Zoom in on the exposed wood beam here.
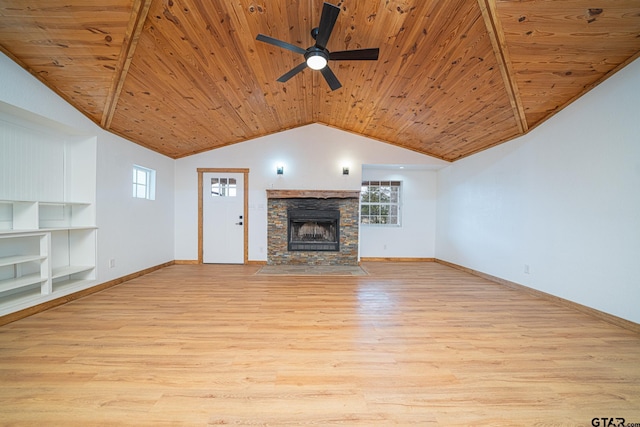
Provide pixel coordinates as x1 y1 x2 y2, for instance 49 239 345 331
101 0 152 129
477 0 528 134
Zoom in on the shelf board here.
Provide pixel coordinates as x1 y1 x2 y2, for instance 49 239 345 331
0 255 46 268
0 230 47 237
43 226 97 231
0 200 36 204
52 265 94 279
52 278 94 293
0 273 45 293
0 200 92 205
38 201 92 206
0 229 41 235
0 291 42 313
0 226 97 236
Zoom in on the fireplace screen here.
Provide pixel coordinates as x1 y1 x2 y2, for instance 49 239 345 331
288 209 340 251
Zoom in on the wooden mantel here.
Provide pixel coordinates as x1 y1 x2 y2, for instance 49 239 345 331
266 189 360 199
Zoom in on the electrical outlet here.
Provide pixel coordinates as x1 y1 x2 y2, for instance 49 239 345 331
524 264 530 274
109 259 116 268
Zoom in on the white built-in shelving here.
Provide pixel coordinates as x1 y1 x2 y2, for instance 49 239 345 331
1 102 97 316
0 201 97 314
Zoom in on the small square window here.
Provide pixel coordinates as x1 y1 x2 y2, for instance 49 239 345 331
133 165 156 200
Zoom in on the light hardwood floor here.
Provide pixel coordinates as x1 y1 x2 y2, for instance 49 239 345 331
1 262 639 426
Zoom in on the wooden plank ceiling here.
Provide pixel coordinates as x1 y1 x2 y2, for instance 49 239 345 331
1 0 639 161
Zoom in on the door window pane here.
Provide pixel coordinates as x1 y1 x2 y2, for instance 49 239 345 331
211 177 237 197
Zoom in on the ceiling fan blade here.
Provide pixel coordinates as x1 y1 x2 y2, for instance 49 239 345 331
330 48 379 61
320 66 342 91
277 62 308 83
256 34 307 55
315 2 340 50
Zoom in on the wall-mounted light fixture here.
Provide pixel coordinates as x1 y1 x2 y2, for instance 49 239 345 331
276 165 284 175
342 166 349 175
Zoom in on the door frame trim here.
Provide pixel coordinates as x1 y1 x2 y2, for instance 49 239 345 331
197 168 249 264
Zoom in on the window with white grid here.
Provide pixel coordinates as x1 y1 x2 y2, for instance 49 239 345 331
360 180 401 225
133 165 156 200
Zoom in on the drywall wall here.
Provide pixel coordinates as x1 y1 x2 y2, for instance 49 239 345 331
360 167 437 258
436 57 640 323
94 130 175 280
174 125 448 261
0 52 175 284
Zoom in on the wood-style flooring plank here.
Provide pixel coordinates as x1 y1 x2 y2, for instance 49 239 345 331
0 262 639 426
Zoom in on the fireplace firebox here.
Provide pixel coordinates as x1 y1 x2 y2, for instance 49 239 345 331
288 209 340 251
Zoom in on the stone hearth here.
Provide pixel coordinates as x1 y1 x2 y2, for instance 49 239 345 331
266 190 359 266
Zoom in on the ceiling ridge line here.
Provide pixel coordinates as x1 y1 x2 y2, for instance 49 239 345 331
477 0 528 134
101 0 153 129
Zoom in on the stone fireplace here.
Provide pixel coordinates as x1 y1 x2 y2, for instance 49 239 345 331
267 190 359 265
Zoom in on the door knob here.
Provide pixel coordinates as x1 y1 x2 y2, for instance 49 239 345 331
236 221 243 225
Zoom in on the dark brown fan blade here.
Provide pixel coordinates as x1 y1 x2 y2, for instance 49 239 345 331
315 2 340 50
277 62 308 83
256 34 307 55
320 66 342 91
329 48 379 61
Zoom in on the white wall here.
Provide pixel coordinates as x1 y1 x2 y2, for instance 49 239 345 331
360 167 438 258
436 57 640 323
0 52 175 283
174 125 448 261
94 131 174 280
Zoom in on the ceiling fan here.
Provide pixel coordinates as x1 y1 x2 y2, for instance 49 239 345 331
255 2 380 91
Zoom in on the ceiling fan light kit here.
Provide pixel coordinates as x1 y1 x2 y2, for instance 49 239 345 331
256 2 380 91
305 49 328 70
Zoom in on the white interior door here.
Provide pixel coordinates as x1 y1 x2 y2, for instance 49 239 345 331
202 172 244 264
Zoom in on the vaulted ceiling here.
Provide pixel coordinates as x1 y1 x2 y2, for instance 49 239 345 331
1 0 639 161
